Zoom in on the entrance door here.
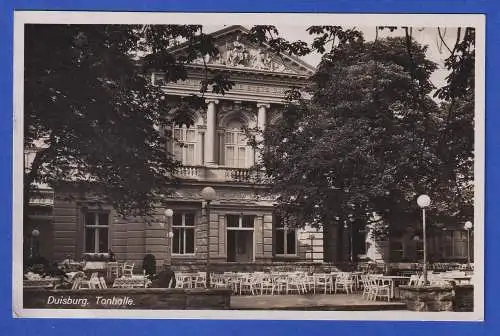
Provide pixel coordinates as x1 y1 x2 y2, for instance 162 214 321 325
226 214 255 262
227 230 254 262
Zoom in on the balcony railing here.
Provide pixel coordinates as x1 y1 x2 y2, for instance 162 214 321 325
29 189 54 206
176 166 203 179
175 165 267 184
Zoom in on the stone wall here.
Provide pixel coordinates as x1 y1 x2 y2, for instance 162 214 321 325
400 284 474 312
23 288 231 310
399 285 455 312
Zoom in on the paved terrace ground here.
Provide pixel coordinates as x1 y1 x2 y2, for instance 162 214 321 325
230 294 407 311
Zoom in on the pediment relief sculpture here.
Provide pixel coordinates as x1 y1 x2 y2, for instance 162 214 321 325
192 37 297 74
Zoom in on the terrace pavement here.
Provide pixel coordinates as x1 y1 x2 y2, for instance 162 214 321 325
230 293 407 311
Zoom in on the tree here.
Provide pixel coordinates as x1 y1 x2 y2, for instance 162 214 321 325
256 31 474 251
24 24 309 218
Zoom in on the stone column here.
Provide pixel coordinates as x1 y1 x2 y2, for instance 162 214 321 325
256 103 269 165
205 99 219 166
257 103 269 131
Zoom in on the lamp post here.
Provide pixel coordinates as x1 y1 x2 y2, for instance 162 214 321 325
30 228 40 258
164 209 174 265
417 194 431 285
464 221 473 266
308 234 315 262
201 187 217 288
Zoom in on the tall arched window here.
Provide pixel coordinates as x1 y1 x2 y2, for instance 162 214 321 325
173 124 197 165
224 119 250 168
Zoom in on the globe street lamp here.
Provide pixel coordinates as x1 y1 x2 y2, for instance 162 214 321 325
464 221 473 266
164 209 174 265
417 194 431 285
201 187 217 288
30 228 40 258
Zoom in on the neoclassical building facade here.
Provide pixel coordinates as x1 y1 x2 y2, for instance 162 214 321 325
25 26 472 269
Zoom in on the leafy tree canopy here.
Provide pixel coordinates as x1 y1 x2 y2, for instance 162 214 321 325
257 28 474 238
24 24 305 217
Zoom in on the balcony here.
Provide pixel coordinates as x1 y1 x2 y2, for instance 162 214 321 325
29 189 54 207
175 165 267 184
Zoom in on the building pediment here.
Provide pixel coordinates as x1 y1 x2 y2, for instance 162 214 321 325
172 25 315 77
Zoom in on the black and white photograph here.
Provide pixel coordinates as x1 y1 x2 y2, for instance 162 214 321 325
13 12 484 320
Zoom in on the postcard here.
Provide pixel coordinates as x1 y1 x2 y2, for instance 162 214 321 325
13 11 484 320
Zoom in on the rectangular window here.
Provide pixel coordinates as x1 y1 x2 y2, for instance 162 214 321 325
172 213 195 254
173 126 196 165
84 212 109 253
224 130 247 168
443 230 468 258
226 214 255 229
274 216 297 256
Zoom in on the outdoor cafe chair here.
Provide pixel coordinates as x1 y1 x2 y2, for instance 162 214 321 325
408 274 423 287
76 272 98 289
315 273 334 294
271 274 287 295
239 275 258 295
90 272 102 288
210 274 227 289
370 277 391 302
334 272 354 294
71 272 86 290
99 277 108 289
361 275 374 299
122 263 134 277
174 272 189 288
285 273 306 295
195 272 207 288
257 273 274 295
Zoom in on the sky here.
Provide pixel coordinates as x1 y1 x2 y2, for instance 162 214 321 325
206 25 460 92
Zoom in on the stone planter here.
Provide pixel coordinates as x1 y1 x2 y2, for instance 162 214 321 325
399 285 455 312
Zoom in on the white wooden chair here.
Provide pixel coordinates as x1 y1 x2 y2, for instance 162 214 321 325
361 275 374 299
257 273 274 295
315 274 334 294
99 277 108 289
210 274 228 289
408 274 423 287
334 272 354 294
122 263 134 277
239 274 258 295
77 272 98 289
194 272 207 288
71 272 85 290
272 274 287 295
372 277 392 301
285 273 305 295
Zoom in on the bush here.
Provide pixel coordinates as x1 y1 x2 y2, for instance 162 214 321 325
142 254 156 277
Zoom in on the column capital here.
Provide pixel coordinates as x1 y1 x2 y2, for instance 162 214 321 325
205 99 220 105
256 103 271 109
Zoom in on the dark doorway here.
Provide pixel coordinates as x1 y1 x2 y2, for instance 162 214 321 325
226 230 253 262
